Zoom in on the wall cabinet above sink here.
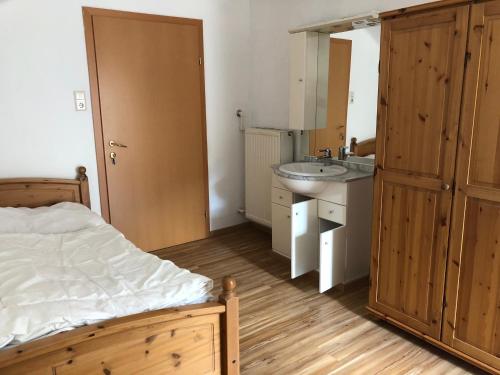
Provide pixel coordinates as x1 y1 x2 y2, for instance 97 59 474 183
289 31 329 130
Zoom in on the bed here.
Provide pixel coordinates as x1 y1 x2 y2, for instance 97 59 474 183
0 167 239 374
350 137 376 157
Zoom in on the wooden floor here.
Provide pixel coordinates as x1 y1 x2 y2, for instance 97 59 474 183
154 225 485 375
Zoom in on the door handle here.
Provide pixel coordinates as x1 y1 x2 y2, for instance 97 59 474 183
109 140 128 148
441 183 450 191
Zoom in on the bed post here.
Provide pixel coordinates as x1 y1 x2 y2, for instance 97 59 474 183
350 137 358 154
219 276 239 375
77 166 91 209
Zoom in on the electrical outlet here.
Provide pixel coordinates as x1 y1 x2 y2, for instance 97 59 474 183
74 91 87 111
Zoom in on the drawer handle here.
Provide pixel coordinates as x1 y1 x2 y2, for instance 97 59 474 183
279 196 283 199
329 209 334 214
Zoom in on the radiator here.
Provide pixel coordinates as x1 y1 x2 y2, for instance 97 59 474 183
245 128 293 227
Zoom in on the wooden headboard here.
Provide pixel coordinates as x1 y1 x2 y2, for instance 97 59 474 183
350 137 376 157
0 166 90 208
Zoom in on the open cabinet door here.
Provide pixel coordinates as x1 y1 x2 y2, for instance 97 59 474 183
291 199 318 278
319 220 346 293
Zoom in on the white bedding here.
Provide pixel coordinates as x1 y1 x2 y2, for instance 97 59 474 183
0 203 213 349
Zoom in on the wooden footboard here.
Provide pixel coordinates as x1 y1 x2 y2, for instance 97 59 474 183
0 276 239 375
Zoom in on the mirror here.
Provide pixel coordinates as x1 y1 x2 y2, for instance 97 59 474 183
306 23 380 159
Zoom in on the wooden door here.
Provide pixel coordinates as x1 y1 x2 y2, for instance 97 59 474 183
369 5 469 339
84 9 209 251
442 2 500 370
309 38 352 155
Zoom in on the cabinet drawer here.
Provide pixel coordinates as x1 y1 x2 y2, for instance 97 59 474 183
272 187 293 207
318 200 346 225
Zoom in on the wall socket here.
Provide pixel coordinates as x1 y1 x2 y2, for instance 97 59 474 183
74 91 87 111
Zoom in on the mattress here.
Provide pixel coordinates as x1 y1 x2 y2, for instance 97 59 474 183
0 203 213 349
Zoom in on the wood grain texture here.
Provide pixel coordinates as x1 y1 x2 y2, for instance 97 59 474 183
309 38 351 155
350 137 376 156
381 0 470 19
0 304 225 375
370 4 469 339
220 276 240 375
443 1 500 371
83 8 210 251
0 167 90 209
0 279 240 375
155 225 484 374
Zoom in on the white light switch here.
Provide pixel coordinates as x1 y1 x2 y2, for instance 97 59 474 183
349 91 355 104
74 91 87 111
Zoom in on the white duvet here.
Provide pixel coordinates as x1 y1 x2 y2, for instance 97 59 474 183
0 203 213 349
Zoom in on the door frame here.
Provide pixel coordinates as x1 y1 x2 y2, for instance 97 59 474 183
82 7 210 235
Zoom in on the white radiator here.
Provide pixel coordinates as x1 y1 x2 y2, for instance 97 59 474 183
245 128 293 227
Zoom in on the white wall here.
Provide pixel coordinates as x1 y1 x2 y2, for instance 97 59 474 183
248 0 440 130
0 0 250 230
335 26 381 145
0 0 443 231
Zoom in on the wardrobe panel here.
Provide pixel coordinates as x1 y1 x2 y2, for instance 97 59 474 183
443 2 500 371
384 22 455 177
468 15 500 188
377 182 439 324
454 198 500 356
370 4 469 340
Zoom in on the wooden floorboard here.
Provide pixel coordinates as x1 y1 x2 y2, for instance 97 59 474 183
154 225 484 375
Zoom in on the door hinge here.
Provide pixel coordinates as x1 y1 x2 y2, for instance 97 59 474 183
199 57 202 65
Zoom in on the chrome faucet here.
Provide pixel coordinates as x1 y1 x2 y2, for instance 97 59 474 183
338 146 348 160
318 148 332 159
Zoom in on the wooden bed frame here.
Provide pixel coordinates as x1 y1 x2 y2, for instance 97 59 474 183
350 137 376 157
0 167 239 375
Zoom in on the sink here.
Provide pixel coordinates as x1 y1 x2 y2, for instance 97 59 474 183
279 162 347 177
276 162 348 194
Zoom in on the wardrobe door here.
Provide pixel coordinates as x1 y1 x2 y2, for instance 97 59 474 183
369 5 469 339
443 2 500 371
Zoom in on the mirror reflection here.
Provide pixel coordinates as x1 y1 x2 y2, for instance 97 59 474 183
308 24 380 159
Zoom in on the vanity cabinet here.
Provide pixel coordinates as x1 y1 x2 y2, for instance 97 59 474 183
271 174 372 292
271 201 291 258
289 31 329 130
271 185 319 276
369 1 500 372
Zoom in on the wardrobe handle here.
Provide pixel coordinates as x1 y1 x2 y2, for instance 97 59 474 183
441 183 450 191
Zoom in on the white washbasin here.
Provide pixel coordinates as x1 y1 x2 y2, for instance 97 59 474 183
277 162 348 194
279 162 347 177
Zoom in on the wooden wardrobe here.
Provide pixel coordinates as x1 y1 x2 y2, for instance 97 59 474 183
368 0 500 373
